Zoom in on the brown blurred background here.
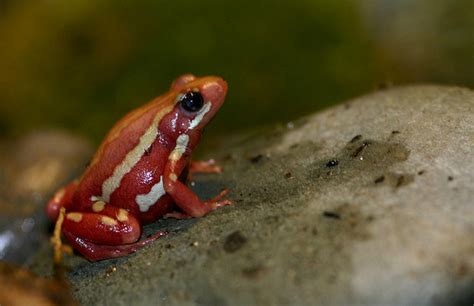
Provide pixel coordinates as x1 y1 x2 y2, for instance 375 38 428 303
0 0 472 144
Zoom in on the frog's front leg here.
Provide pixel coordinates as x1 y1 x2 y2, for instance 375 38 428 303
163 146 231 218
62 204 167 261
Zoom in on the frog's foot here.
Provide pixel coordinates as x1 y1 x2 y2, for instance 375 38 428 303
63 230 167 261
51 207 69 264
203 188 232 210
188 159 222 181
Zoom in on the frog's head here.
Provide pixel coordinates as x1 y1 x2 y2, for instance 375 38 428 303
170 74 228 133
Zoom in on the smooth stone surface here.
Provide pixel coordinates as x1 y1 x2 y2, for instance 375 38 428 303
31 85 473 306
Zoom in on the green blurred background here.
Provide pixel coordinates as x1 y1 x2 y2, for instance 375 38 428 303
0 0 473 144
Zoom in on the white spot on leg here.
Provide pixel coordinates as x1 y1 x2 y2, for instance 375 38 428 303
66 213 83 223
117 209 129 222
92 201 105 212
101 216 118 226
136 176 166 212
188 102 211 129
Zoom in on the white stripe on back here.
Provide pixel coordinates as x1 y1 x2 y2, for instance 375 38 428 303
98 105 173 203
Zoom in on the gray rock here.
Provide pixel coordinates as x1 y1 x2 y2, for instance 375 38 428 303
32 85 473 306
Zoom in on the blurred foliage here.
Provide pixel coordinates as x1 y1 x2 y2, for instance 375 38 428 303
0 0 472 144
361 0 474 86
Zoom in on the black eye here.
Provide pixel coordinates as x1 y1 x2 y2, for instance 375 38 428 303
179 91 204 112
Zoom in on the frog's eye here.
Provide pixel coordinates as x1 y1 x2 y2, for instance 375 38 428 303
179 91 204 113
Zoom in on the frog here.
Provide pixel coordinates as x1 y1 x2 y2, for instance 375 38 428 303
46 74 231 261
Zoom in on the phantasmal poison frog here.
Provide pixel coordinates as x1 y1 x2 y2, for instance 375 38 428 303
46 74 231 261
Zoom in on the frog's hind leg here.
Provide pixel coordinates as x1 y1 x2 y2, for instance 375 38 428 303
63 230 167 261
62 205 167 261
46 180 79 221
51 207 73 264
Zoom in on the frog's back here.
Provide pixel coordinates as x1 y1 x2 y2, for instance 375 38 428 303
90 92 174 170
73 94 175 213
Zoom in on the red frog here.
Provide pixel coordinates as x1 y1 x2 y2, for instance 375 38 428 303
46 74 231 261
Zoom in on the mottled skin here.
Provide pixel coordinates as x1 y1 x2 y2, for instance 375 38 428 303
46 75 231 261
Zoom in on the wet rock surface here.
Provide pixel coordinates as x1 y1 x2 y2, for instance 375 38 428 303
24 86 474 305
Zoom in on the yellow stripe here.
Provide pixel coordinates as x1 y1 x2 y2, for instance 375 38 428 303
88 92 174 169
100 104 173 202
